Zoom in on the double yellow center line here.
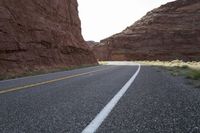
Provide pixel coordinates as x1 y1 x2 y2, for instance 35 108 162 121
0 67 113 95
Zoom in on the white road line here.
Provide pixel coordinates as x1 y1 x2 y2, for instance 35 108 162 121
81 64 141 133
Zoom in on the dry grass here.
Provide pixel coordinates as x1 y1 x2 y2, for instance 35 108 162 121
98 61 109 65
137 60 200 88
137 60 200 70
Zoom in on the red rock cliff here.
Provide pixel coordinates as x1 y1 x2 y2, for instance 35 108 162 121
94 0 200 61
0 0 97 76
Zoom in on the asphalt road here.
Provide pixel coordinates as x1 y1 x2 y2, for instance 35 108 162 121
0 62 200 133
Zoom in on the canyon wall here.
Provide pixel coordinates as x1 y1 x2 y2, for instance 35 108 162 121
93 0 200 61
0 0 97 76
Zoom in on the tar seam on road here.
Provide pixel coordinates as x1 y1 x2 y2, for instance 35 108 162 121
0 66 113 95
81 64 141 133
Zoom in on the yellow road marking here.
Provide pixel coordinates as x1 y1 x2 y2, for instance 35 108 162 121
0 67 113 95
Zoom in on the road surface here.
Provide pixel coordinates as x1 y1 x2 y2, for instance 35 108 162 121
0 62 200 133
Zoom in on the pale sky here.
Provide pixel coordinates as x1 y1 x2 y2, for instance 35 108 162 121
77 0 175 42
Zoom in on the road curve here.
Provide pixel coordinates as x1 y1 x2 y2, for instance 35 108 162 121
0 62 200 133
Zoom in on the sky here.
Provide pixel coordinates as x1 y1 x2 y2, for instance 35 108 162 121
77 0 175 42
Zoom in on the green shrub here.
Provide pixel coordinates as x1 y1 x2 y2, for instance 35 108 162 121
187 70 200 80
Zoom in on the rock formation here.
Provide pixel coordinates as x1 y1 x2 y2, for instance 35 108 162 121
0 0 97 76
90 42 109 61
86 41 99 49
93 0 200 61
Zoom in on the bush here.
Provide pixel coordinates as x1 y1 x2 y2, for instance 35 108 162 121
187 70 200 80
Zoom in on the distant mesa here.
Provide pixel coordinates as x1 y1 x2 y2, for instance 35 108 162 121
0 0 97 77
93 0 200 61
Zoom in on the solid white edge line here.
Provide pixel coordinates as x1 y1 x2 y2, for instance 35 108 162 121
81 64 141 133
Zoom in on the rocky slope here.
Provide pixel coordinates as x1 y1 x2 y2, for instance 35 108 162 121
94 0 200 61
86 41 105 60
0 0 97 76
90 42 109 61
86 41 99 49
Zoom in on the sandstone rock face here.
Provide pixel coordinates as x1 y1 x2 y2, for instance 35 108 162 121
86 41 99 49
86 41 105 60
0 0 97 76
92 43 110 61
94 0 200 61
